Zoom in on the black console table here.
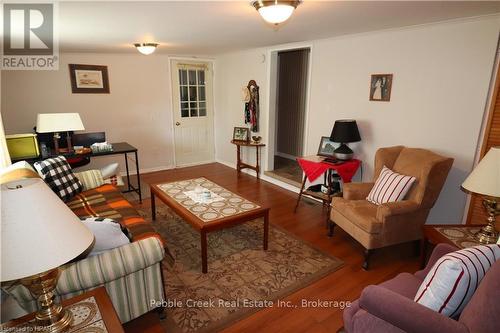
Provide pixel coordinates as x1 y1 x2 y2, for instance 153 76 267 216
13 142 142 203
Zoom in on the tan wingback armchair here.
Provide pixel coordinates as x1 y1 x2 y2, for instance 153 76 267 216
330 146 453 270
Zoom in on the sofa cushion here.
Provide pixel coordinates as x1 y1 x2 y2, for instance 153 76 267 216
334 199 382 234
67 184 165 246
74 169 104 191
414 244 500 317
34 156 83 201
367 166 416 205
80 217 131 256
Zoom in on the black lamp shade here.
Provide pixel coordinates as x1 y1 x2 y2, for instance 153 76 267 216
330 120 361 143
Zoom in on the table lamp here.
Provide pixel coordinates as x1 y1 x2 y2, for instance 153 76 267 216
330 119 361 160
36 113 85 154
462 146 500 244
1 178 94 332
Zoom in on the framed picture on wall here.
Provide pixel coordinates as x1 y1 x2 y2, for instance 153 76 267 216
317 136 336 158
69 64 110 94
369 74 393 102
233 127 250 142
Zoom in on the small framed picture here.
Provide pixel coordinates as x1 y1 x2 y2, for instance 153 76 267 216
369 74 393 102
233 127 250 142
69 64 110 94
317 136 336 158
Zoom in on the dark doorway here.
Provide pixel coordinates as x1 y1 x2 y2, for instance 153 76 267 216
267 48 310 186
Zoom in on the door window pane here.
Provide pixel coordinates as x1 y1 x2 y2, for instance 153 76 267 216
177 67 207 118
199 86 205 101
180 86 188 102
189 87 197 101
179 70 187 85
181 102 189 118
198 70 205 85
188 70 197 85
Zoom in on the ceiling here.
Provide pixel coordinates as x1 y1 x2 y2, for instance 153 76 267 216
58 1 500 55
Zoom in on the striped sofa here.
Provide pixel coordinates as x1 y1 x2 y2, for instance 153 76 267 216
4 183 170 323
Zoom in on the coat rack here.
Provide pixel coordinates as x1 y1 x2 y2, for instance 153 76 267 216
244 80 260 132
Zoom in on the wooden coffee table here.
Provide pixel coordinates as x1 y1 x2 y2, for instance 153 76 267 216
150 177 270 273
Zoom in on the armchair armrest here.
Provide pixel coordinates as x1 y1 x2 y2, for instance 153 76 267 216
360 285 467 333
376 200 420 221
342 182 374 200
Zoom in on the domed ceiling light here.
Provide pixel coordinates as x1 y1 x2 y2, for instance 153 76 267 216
134 43 159 55
252 0 301 25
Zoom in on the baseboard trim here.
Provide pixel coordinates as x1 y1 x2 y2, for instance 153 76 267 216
275 151 298 161
215 159 301 194
120 165 175 177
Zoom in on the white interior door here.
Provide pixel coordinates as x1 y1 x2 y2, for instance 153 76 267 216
171 60 215 167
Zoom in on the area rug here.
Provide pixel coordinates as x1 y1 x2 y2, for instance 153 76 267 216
138 204 343 333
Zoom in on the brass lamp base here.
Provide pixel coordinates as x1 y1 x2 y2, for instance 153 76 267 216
475 198 500 245
20 268 72 333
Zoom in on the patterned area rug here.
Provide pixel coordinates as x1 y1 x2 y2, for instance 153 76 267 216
139 205 343 333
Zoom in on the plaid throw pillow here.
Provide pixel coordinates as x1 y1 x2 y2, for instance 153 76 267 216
34 156 83 201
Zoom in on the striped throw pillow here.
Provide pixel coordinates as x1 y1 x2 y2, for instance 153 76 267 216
74 170 104 191
414 244 500 317
366 166 416 205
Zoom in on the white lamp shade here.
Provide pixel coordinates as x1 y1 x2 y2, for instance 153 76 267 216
36 113 85 133
1 178 94 281
258 4 295 24
462 147 500 198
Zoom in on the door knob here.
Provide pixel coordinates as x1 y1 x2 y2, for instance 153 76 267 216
175 122 180 126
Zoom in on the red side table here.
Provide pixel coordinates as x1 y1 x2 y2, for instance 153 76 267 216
295 155 362 226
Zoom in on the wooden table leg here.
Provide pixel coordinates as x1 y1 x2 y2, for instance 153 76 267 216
201 230 208 273
256 146 260 179
236 145 242 174
151 188 156 221
263 211 269 251
294 174 307 213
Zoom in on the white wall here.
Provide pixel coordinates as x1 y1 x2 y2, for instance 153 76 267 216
1 53 175 172
214 16 500 224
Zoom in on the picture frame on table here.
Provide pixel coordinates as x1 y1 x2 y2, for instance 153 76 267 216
317 136 336 158
233 127 250 142
69 64 110 94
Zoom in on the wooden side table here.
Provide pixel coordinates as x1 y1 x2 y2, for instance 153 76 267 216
420 224 485 268
231 140 265 179
2 287 124 332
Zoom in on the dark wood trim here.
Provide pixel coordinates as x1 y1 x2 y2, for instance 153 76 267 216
69 64 110 94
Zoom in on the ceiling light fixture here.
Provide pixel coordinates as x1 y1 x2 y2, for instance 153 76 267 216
134 43 159 55
252 0 301 25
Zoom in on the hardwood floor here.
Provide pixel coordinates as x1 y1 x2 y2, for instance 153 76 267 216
124 163 420 333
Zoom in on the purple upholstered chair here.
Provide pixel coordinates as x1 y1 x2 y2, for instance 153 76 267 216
343 243 500 333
